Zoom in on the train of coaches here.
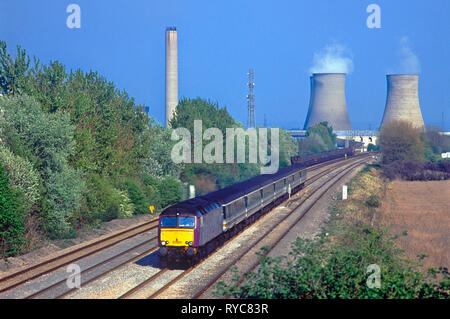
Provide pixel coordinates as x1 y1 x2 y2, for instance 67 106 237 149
158 147 355 263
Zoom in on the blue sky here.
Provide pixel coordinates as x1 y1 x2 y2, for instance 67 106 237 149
0 0 449 130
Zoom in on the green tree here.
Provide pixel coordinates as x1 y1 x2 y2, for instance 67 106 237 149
0 161 26 258
277 129 298 168
170 97 238 132
0 41 30 94
299 122 337 155
123 179 148 215
0 145 40 210
0 41 150 179
306 121 336 149
379 120 425 164
421 126 450 162
158 177 184 209
367 143 380 152
0 95 85 238
170 97 260 193
143 120 183 178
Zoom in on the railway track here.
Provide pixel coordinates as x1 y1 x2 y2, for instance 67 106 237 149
193 157 369 298
28 237 158 299
107 158 359 299
117 155 370 299
1 153 370 299
0 218 159 295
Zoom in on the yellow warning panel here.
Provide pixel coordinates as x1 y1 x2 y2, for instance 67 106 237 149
160 228 194 246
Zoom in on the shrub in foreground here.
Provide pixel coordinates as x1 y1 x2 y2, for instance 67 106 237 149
215 227 449 299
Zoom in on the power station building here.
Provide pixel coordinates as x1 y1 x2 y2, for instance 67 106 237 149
165 26 178 127
380 74 425 131
303 73 352 131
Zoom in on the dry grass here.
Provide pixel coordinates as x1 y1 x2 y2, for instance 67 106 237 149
333 167 384 224
380 180 450 270
329 167 449 270
325 167 385 247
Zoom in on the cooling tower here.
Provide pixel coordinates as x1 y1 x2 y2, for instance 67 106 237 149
380 74 425 131
303 73 352 131
165 27 178 127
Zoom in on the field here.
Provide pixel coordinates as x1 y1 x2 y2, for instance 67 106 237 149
380 180 450 270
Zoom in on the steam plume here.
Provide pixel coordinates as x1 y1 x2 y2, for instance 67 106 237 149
309 44 354 74
389 36 421 74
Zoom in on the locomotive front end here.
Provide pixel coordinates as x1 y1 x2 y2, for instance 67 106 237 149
158 213 198 260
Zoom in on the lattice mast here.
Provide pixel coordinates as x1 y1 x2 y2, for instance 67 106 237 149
247 68 255 128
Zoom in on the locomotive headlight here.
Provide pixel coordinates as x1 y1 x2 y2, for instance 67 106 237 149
161 241 166 246
189 241 193 246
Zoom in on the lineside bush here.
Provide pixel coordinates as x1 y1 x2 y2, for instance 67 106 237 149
0 161 26 258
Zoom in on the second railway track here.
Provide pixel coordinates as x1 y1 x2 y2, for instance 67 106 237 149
0 218 159 295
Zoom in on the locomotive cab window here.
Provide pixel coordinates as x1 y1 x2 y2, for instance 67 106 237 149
179 217 195 228
160 217 177 227
160 216 195 228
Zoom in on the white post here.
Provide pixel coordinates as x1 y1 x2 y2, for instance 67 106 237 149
342 185 348 200
189 185 196 199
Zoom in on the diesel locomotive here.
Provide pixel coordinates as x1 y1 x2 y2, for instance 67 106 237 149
158 147 354 264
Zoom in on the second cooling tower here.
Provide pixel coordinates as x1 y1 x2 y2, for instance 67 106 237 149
380 74 425 131
303 73 352 131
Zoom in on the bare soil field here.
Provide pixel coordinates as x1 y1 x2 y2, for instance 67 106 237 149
380 180 449 270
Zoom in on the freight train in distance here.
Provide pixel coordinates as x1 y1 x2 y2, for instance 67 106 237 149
158 147 354 265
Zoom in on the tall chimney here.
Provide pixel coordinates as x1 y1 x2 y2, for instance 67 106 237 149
380 74 425 131
165 26 178 127
303 73 352 131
